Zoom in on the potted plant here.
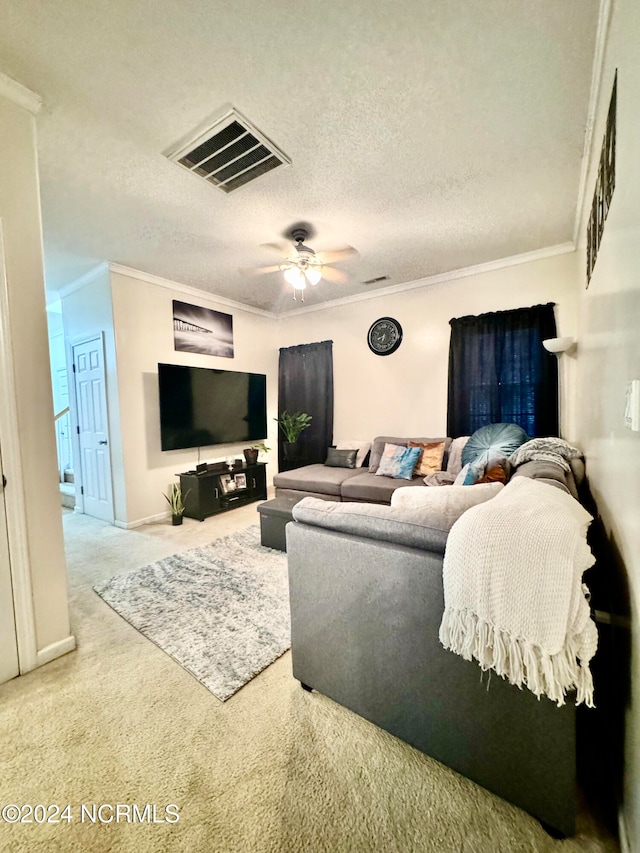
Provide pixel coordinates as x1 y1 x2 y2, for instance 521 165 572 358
274 411 312 462
243 442 270 465
163 482 189 525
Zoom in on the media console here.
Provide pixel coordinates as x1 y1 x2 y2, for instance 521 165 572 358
179 462 267 522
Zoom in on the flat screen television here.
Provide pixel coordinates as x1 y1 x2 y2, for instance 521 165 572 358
158 363 267 451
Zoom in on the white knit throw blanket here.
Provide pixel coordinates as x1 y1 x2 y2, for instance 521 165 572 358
439 477 598 707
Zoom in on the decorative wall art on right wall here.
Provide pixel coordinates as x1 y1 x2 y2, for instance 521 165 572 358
586 70 617 286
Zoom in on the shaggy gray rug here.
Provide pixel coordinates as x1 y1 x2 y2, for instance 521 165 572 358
93 525 290 700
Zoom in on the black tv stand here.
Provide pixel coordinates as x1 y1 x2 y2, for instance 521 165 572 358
179 462 267 522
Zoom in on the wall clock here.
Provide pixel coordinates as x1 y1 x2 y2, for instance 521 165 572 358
367 317 403 356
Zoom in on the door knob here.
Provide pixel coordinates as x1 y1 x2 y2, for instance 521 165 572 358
99 440 108 445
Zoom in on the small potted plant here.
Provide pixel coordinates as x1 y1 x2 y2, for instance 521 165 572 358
243 442 270 465
163 482 189 525
274 411 312 462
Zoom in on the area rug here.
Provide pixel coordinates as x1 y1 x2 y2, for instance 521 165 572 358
93 525 290 700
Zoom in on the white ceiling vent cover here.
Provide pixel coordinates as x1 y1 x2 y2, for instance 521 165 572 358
166 107 291 194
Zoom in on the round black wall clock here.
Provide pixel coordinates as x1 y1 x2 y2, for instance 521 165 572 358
367 317 403 356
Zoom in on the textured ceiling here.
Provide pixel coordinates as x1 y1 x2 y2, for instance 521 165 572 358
0 1 599 314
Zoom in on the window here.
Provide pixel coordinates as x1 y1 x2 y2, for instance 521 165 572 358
447 303 558 438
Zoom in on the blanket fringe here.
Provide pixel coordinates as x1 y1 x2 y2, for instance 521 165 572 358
438 609 595 707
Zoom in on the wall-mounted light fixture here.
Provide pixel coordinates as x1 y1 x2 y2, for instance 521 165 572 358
542 337 576 355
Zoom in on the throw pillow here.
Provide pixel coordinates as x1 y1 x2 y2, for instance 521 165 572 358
390 482 504 532
375 443 421 480
369 436 451 473
476 464 508 485
368 436 408 473
336 440 371 468
453 460 485 486
408 440 446 477
462 423 529 467
325 448 358 468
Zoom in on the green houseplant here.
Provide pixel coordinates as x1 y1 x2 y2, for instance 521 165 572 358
275 411 312 443
274 411 312 463
243 442 270 465
163 482 189 525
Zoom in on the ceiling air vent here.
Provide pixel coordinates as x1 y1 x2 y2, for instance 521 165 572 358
166 107 291 194
363 275 390 285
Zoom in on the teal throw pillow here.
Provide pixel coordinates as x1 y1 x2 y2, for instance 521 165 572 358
453 460 486 485
462 423 529 467
375 443 421 480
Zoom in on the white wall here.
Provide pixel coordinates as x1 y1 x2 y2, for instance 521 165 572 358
0 89 72 659
574 1 640 848
109 270 278 526
277 251 579 443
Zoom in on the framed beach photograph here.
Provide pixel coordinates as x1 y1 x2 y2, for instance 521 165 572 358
219 474 236 494
173 300 234 357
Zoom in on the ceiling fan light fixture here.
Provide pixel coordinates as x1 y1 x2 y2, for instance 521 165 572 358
245 224 354 302
283 266 306 289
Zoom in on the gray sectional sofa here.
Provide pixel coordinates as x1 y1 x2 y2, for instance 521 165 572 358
274 435 455 504
285 450 586 837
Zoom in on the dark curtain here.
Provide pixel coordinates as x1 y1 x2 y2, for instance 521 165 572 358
447 303 558 438
278 340 333 470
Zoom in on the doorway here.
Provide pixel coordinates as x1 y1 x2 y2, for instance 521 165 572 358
71 335 114 524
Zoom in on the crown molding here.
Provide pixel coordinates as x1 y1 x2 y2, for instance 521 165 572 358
276 242 576 319
108 263 277 319
572 0 613 246
56 262 110 299
0 72 42 115
53 243 575 322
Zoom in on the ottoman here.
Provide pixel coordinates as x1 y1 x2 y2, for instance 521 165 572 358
257 496 303 552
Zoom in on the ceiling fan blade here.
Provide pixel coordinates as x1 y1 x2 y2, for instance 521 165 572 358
239 264 282 277
320 266 349 284
316 246 358 264
258 241 290 256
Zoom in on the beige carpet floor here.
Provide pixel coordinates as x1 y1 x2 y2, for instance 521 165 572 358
0 502 620 853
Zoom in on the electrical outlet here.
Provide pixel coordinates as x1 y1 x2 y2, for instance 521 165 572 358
624 380 640 431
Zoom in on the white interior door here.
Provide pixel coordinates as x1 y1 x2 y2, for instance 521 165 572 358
0 446 19 684
73 337 114 523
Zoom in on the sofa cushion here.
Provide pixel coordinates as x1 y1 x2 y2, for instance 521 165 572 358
325 447 358 468
341 471 425 504
273 464 360 497
274 488 341 502
291 497 449 553
375 444 421 479
369 435 452 473
391 482 504 531
446 436 470 475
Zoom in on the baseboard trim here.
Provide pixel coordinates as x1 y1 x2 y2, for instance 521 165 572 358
114 511 170 530
619 808 631 853
35 635 76 669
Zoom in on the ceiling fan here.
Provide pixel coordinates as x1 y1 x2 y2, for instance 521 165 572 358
242 225 358 301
